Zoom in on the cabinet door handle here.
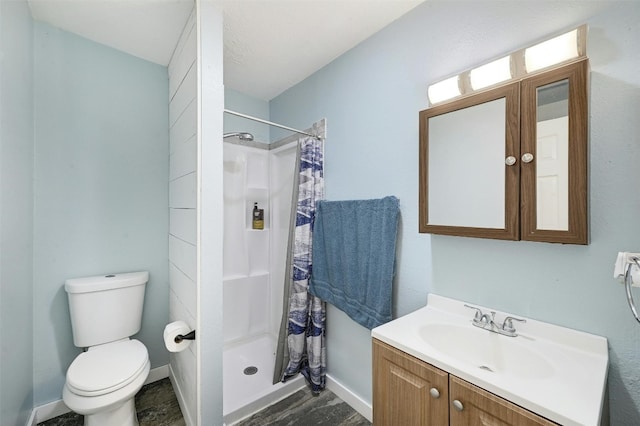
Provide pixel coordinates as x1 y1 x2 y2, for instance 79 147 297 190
522 153 534 163
429 387 440 399
505 156 517 166
452 399 464 412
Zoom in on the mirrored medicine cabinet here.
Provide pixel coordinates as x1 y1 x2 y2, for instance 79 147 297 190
419 59 588 244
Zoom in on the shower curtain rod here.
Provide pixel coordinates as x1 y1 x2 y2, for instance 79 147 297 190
223 109 322 140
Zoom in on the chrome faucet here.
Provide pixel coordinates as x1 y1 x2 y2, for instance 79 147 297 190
464 304 526 337
500 316 527 336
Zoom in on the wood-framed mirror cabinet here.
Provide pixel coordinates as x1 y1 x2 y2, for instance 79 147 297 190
419 59 588 244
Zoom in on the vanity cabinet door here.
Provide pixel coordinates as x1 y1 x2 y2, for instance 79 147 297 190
373 339 449 426
449 376 557 426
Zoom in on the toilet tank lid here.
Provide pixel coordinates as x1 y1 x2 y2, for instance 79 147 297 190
65 271 149 294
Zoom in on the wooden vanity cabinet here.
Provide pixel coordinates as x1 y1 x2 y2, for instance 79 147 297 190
449 376 556 426
373 339 558 426
373 339 449 425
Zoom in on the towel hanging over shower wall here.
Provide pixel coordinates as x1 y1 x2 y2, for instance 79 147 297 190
309 196 400 329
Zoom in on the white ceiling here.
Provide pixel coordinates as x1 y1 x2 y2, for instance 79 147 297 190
28 0 424 101
28 0 195 66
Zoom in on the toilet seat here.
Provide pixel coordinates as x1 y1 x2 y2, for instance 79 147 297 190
66 339 148 397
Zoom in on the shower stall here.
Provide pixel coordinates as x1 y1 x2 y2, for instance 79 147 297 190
221 130 306 424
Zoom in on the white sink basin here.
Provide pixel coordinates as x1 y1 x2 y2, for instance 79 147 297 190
371 294 609 426
418 323 554 380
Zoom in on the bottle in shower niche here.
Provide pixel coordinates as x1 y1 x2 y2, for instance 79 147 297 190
252 202 264 230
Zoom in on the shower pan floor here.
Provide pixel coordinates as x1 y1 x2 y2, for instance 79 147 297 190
223 334 304 425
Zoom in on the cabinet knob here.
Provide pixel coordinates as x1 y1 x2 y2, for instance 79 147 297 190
452 399 464 412
429 387 440 399
505 156 517 166
522 153 534 163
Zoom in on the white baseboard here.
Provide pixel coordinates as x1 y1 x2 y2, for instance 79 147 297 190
29 398 70 426
27 364 170 426
145 364 169 385
326 374 373 422
169 364 195 426
26 408 37 426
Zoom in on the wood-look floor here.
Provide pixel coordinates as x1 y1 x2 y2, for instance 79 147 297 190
235 387 371 426
37 378 185 426
38 379 370 426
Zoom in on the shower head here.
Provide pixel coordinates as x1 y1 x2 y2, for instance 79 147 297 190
223 132 254 141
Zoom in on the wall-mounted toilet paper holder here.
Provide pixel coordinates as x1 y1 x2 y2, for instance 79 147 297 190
174 330 196 343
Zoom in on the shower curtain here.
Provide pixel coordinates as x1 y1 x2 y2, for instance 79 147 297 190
274 121 326 394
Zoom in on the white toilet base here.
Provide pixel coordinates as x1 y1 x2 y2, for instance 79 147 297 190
85 398 138 426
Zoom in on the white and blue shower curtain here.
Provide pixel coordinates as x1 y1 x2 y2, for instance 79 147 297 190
273 121 326 394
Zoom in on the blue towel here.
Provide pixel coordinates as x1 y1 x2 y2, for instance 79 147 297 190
309 196 400 329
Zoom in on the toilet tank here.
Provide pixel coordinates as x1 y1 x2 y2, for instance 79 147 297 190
65 271 149 347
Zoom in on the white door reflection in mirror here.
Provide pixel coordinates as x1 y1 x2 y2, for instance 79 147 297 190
536 80 569 231
428 98 506 228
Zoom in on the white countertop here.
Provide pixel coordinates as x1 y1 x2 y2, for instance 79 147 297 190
371 294 609 426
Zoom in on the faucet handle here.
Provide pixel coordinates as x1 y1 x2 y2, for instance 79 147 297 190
502 316 526 333
464 304 483 322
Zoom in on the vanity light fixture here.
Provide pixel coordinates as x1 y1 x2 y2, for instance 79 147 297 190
427 25 587 105
469 56 512 90
427 75 461 104
524 29 579 73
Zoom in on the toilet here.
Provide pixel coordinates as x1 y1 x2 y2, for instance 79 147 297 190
63 271 151 426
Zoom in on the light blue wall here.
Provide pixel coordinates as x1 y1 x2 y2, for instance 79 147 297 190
33 22 169 405
271 1 640 424
0 1 34 424
224 88 270 143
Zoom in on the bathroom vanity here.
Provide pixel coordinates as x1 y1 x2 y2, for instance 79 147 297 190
373 340 556 425
371 295 608 426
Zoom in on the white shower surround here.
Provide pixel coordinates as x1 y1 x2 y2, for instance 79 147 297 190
222 138 304 423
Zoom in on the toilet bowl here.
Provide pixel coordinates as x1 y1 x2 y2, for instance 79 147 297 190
63 339 150 426
62 272 150 426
